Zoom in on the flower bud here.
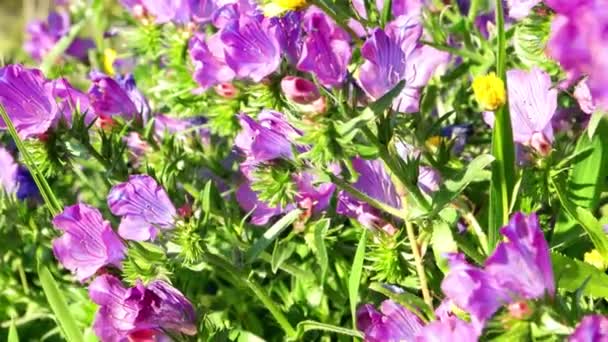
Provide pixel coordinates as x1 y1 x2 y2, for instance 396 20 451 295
214 82 238 99
472 72 506 111
280 76 326 115
529 132 551 156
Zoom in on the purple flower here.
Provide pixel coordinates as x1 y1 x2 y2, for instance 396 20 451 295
236 180 289 225
154 114 209 143
273 11 303 64
89 274 196 342
189 32 236 91
484 68 557 154
415 316 480 342
358 18 449 113
220 14 281 82
484 212 555 299
89 73 149 122
574 78 596 114
15 166 39 201
280 76 326 114
24 11 95 61
418 166 441 195
0 147 18 194
52 78 94 125
441 253 509 331
293 171 335 216
545 0 593 15
0 64 58 139
507 0 541 20
107 175 177 241
569 315 608 342
297 8 352 87
52 204 125 282
357 300 424 342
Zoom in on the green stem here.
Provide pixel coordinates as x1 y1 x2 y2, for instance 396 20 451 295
203 251 297 338
467 0 483 21
0 105 61 215
405 218 432 307
487 0 516 251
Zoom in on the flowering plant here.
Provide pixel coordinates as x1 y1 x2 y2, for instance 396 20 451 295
0 0 607 341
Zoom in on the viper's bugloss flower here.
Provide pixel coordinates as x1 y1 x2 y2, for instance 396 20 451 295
52 204 126 282
107 175 177 241
0 65 58 139
416 316 480 341
89 274 197 341
574 78 596 115
89 73 150 122
507 0 541 20
236 180 290 225
220 14 281 82
472 72 506 111
569 315 608 342
281 76 326 114
273 11 303 65
52 78 95 125
24 11 95 61
297 8 352 87
442 213 554 330
356 300 424 341
358 17 449 113
483 68 557 155
0 147 19 195
189 33 235 91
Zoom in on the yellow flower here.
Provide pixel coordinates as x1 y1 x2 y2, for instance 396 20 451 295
426 136 444 149
584 249 608 271
472 72 506 111
103 48 118 76
263 0 307 16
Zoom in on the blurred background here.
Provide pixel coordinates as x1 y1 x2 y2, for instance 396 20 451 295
0 0 53 60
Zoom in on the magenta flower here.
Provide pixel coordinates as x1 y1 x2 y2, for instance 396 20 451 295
52 78 95 125
485 212 555 299
235 180 289 225
52 204 125 282
220 15 281 82
280 76 326 114
415 316 480 342
569 315 608 342
484 68 557 154
297 8 352 87
0 146 18 195
89 274 196 342
89 73 149 122
507 0 541 20
24 11 94 61
273 11 303 65
189 32 235 91
357 18 449 113
107 175 177 241
573 78 596 115
153 114 209 143
356 300 424 342
0 64 58 139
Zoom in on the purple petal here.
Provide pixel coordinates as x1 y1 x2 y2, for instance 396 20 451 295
235 180 286 225
189 32 235 90
414 316 480 342
569 315 608 342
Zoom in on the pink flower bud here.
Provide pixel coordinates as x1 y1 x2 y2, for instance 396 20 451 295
214 82 238 99
529 132 551 156
280 76 320 104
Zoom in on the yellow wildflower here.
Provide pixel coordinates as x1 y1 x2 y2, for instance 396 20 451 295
103 48 118 76
584 249 608 271
263 0 307 16
472 72 506 111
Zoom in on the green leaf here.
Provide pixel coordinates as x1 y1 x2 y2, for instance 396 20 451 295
271 241 296 274
295 320 364 340
38 266 84 342
349 229 368 330
245 209 302 264
552 252 608 298
313 219 330 283
369 282 434 321
8 319 19 342
552 118 608 247
431 220 458 273
369 80 406 115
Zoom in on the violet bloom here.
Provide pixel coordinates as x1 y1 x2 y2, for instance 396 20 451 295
358 18 449 113
297 8 352 87
154 114 209 143
24 11 94 61
52 204 125 282
569 315 608 342
89 73 148 121
220 14 281 82
280 76 326 114
189 32 235 91
0 64 58 139
52 78 95 125
484 212 555 299
574 78 596 115
0 147 18 194
107 175 177 241
89 274 196 341
507 0 541 20
273 11 303 65
357 300 424 342
415 316 480 342
236 180 288 225
484 68 557 155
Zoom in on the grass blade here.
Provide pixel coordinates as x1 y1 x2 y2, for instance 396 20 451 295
8 319 19 342
245 209 301 264
349 229 368 330
38 266 83 342
296 320 364 339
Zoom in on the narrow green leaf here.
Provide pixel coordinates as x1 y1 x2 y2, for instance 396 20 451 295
552 118 608 247
41 20 87 74
552 252 608 298
369 80 405 115
369 282 434 321
8 319 19 342
38 266 84 342
488 0 517 251
349 229 368 330
271 241 296 274
245 209 301 264
431 220 458 273
296 320 363 339
313 219 330 283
